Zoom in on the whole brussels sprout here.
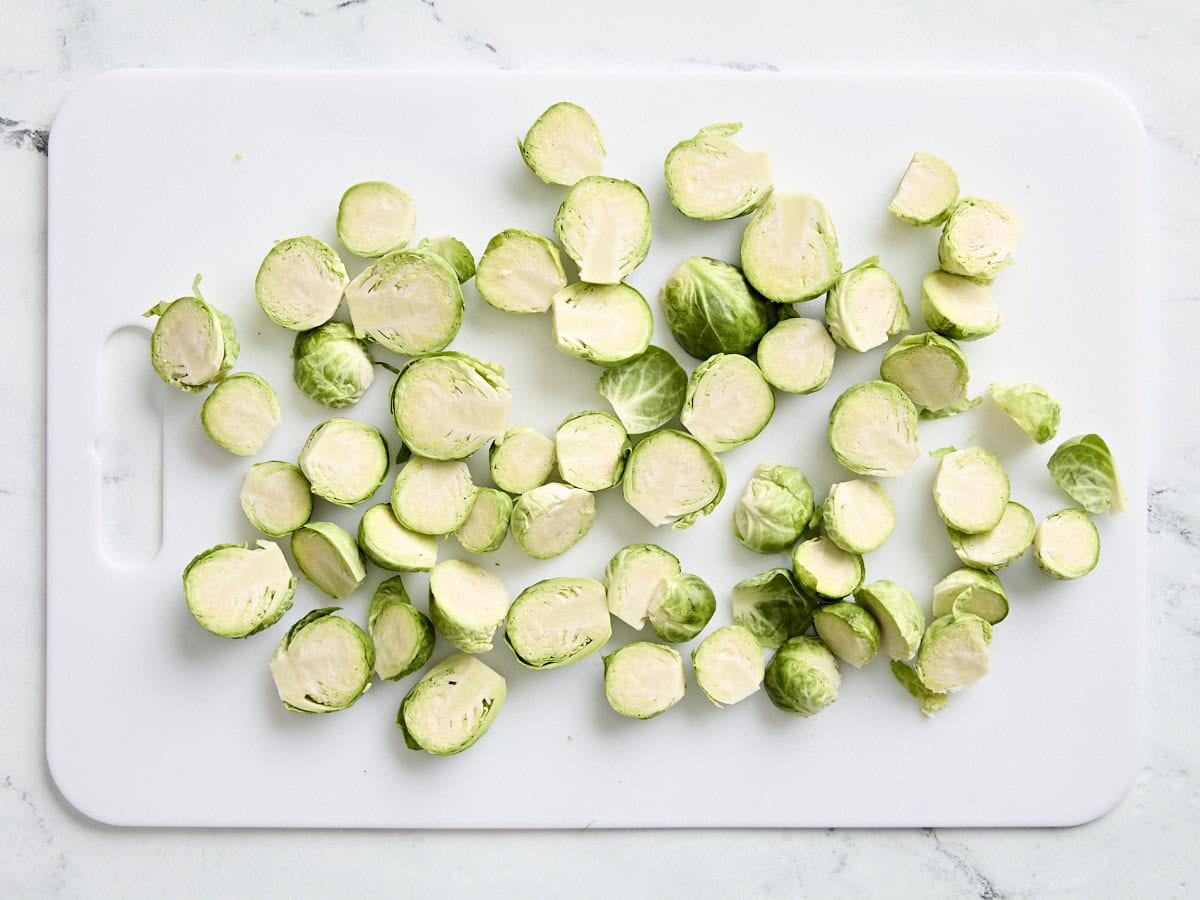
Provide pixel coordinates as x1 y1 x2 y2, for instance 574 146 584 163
659 256 776 360
293 321 376 409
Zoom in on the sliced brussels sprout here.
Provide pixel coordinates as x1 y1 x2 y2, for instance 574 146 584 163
182 540 295 638
764 635 841 716
792 535 865 600
890 660 949 718
731 568 818 649
932 447 1010 534
920 270 1002 341
879 332 970 414
603 643 687 719
989 382 1061 444
597 346 688 434
552 282 654 365
915 613 992 693
368 576 435 681
664 122 772 220
888 151 959 226
428 559 510 654
519 101 606 186
932 568 1008 621
510 482 596 559
255 236 348 331
489 425 557 495
659 256 776 360
740 192 841 303
733 463 814 554
821 479 896 554
475 229 568 314
756 317 836 394
144 275 239 392
1047 434 1127 514
812 601 880 669
680 354 775 453
390 353 512 461
623 429 726 528
1034 508 1101 580
240 461 313 537
454 487 513 554
336 181 416 257
390 456 477 536
920 395 983 421
647 573 716 643
417 235 476 283
290 521 366 599
271 607 374 713
603 543 681 630
555 411 631 492
949 501 1036 571
827 381 920 477
938 198 1022 283
344 249 463 356
398 653 506 755
198 372 280 457
297 417 390 507
554 176 652 284
825 258 909 352
692 625 764 707
854 580 925 661
292 322 375 409
505 577 612 670
357 503 438 572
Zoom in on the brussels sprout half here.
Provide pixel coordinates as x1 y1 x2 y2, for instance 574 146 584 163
183 540 296 638
692 625 765 707
879 333 970 414
825 258 910 353
680 354 775 453
932 447 1010 535
623 429 726 529
888 151 959 226
390 456 477 536
555 412 631 492
511 483 596 559
603 643 687 719
938 198 1022 283
920 271 1002 341
297 417 390 507
475 229 568 314
597 346 688 435
358 503 438 572
144 275 239 392
989 383 1061 444
344 249 463 357
792 535 865 600
489 425 557 495
949 501 1036 571
1034 508 1101 580
664 122 772 220
890 660 949 718
390 353 512 461
255 236 348 331
756 317 836 394
293 322 376 409
828 381 921 477
915 613 992 694
505 577 612 670
519 101 606 186
603 543 681 630
813 601 880 669
554 176 652 285
271 607 374 713
733 463 815 555
731 568 818 650
854 580 925 661
368 576 436 681
455 488 513 554
199 372 280 456
240 461 313 537
429 559 511 654
740 192 841 303
764 636 841 717
647 573 716 643
1047 434 1127 514
821 479 896 554
290 521 366 599
399 653 507 755
552 282 653 366
660 256 776 360
336 181 416 257
932 568 1008 622
417 235 476 284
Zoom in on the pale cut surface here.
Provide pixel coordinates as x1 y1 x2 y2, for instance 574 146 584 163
813 608 875 669
604 547 680 629
556 415 627 491
291 529 363 598
756 318 836 393
299 421 387 504
557 179 649 284
430 560 510 635
185 541 293 635
344 254 461 355
825 479 895 552
271 619 369 712
240 463 311 536
941 200 1023 280
954 502 1036 569
392 458 476 535
360 505 437 569
923 271 1001 334
830 387 920 477
889 152 958 224
741 193 838 302
475 232 566 313
513 484 596 558
491 428 556 494
605 645 685 717
624 433 721 526
667 135 772 219
507 579 610 668
338 182 416 256
916 619 991 693
373 604 426 679
1035 510 1100 578
552 283 652 363
455 490 510 553
793 536 862 598
523 102 605 186
202 376 280 456
256 239 346 330
931 569 1006 618
681 358 774 452
153 298 221 386
393 359 511 460
885 347 965 411
837 268 902 351
694 625 764 706
402 655 506 754
933 449 1009 533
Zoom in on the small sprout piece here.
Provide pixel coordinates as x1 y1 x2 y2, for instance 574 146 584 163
603 544 681 629
932 568 1008 621
888 152 959 226
290 522 366 599
358 504 438 572
764 636 841 717
664 122 772 220
938 198 1023 283
398 653 506 755
920 271 1002 340
554 176 651 284
417 235 475 283
822 480 896 554
932 447 1010 534
255 236 348 331
455 488 513 554
915 613 992 693
597 346 688 435
552 282 654 366
519 101 606 186
604 643 687 719
271 608 374 713
555 412 631 491
1034 509 1101 580
680 354 775 453
660 256 776 360
428 559 510 654
792 535 865 600
989 383 1061 444
183 540 295 638
505 577 612 670
336 181 416 257
297 417 390 507
511 483 596 559
692 625 764 707
920 396 983 421
756 317 836 394
475 230 567 314
890 660 949 718
812 602 880 669
144 276 239 392
390 353 512 461
1047 434 1127 514
647 573 716 643
489 426 556 495
240 462 313 537
733 463 815 554
828 381 921 477
623 429 726 529
732 568 818 649
879 333 970 414
949 501 1036 571
740 193 841 303
825 258 910 352
854 580 925 661
390 456 477 536
199 373 280 456
345 249 464 356
368 577 435 681
293 322 375 409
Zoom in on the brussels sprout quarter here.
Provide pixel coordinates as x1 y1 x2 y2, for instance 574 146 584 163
693 625 765 707
344 250 464 356
741 192 841 303
932 568 1008 623
826 258 910 353
240 462 313 537
505 577 612 670
647 573 716 643
293 322 376 409
391 354 512 461
853 580 925 661
399 654 506 755
554 176 651 284
664 122 772 220
732 568 818 649
144 275 239 392
519 101 606 186
623 429 726 528
660 256 776 360
200 372 280 456
336 181 416 257
183 540 296 638
368 577 435 681
597 346 688 435
938 198 1022 283
290 521 366 599
429 559 510 654
1034 509 1101 580
511 483 596 559
298 417 390 507
255 236 348 331
271 608 374 713
733 464 815 555
756 317 836 394
888 152 959 226
1047 434 1127 515
764 636 841 717
475 229 567 315
828 381 920 477
989 383 1061 444
680 354 775 453
603 643 687 719
603 544 681 630
553 282 654 366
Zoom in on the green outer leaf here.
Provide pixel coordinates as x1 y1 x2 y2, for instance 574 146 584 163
731 568 819 649
989 382 1061 444
597 346 688 434
732 464 814 554
1047 434 1126 514
890 660 949 717
647 573 716 643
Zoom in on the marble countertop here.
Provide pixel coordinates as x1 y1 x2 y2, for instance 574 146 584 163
3 1 1198 896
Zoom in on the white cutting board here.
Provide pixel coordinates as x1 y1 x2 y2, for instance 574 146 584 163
46 71 1147 828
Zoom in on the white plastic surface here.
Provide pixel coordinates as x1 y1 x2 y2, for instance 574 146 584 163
46 71 1147 828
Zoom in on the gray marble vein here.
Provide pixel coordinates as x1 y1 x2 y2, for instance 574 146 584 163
0 117 49 155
